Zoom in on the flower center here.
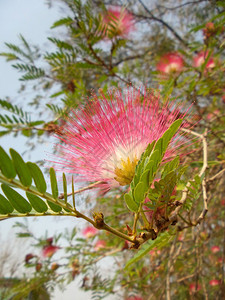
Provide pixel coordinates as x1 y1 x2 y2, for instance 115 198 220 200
114 156 139 185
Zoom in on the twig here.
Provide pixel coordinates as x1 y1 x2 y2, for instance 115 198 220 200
170 129 208 226
58 181 104 199
137 0 188 46
207 168 225 182
166 237 177 300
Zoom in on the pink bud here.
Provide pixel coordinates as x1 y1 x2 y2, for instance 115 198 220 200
221 198 225 205
42 245 60 258
35 263 42 272
193 51 215 69
25 253 34 263
94 240 106 251
82 226 98 238
189 283 201 293
157 52 184 74
209 279 221 286
102 7 135 38
211 246 220 253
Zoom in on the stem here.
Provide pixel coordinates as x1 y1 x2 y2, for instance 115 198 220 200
102 223 136 244
132 212 139 235
0 172 138 244
58 181 104 199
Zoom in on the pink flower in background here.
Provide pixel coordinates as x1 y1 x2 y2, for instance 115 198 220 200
102 7 135 37
94 240 106 251
211 246 220 253
193 51 215 69
217 257 223 264
82 226 98 238
126 296 143 300
42 245 60 258
189 283 201 293
156 52 184 74
55 88 189 191
209 279 221 286
203 22 216 39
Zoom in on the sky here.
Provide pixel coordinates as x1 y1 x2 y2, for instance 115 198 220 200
0 1 115 299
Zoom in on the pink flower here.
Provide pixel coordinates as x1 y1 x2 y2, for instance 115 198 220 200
55 88 189 191
217 257 223 264
203 22 216 39
25 253 35 263
189 283 201 293
209 279 221 286
211 246 220 253
42 245 60 258
94 240 106 251
82 226 98 238
156 52 184 74
193 51 215 69
102 7 135 38
126 296 143 300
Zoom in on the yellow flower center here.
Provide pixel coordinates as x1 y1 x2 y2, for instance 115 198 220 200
114 156 139 186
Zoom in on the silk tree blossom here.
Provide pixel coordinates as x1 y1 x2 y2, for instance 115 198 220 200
126 296 143 300
82 226 98 238
42 245 60 258
156 52 184 74
55 88 189 191
94 240 106 251
193 51 215 69
189 283 201 293
211 245 220 253
209 279 221 286
102 7 135 38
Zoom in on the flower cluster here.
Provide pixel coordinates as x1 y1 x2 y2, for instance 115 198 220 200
56 88 189 192
157 51 215 75
42 238 60 258
102 7 135 38
156 52 184 74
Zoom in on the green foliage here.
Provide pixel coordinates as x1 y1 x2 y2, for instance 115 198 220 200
1 184 32 213
125 230 175 269
0 148 76 219
12 63 45 81
0 99 45 138
125 119 183 212
0 0 224 299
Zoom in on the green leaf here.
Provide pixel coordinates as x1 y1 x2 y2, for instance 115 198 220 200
49 168 58 199
22 129 32 137
10 149 32 187
27 162 47 193
0 146 16 178
26 192 48 213
154 137 163 157
0 130 10 137
134 182 146 203
2 184 32 213
125 231 175 269
51 17 74 29
166 119 182 141
124 193 139 212
47 200 62 212
162 156 180 177
63 173 67 204
0 194 14 214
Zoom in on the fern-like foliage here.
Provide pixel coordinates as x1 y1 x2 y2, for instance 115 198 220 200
0 35 45 81
0 99 45 137
0 147 77 219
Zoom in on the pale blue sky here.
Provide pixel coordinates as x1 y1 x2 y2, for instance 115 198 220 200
0 1 114 299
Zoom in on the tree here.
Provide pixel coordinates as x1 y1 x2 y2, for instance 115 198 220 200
0 0 224 299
